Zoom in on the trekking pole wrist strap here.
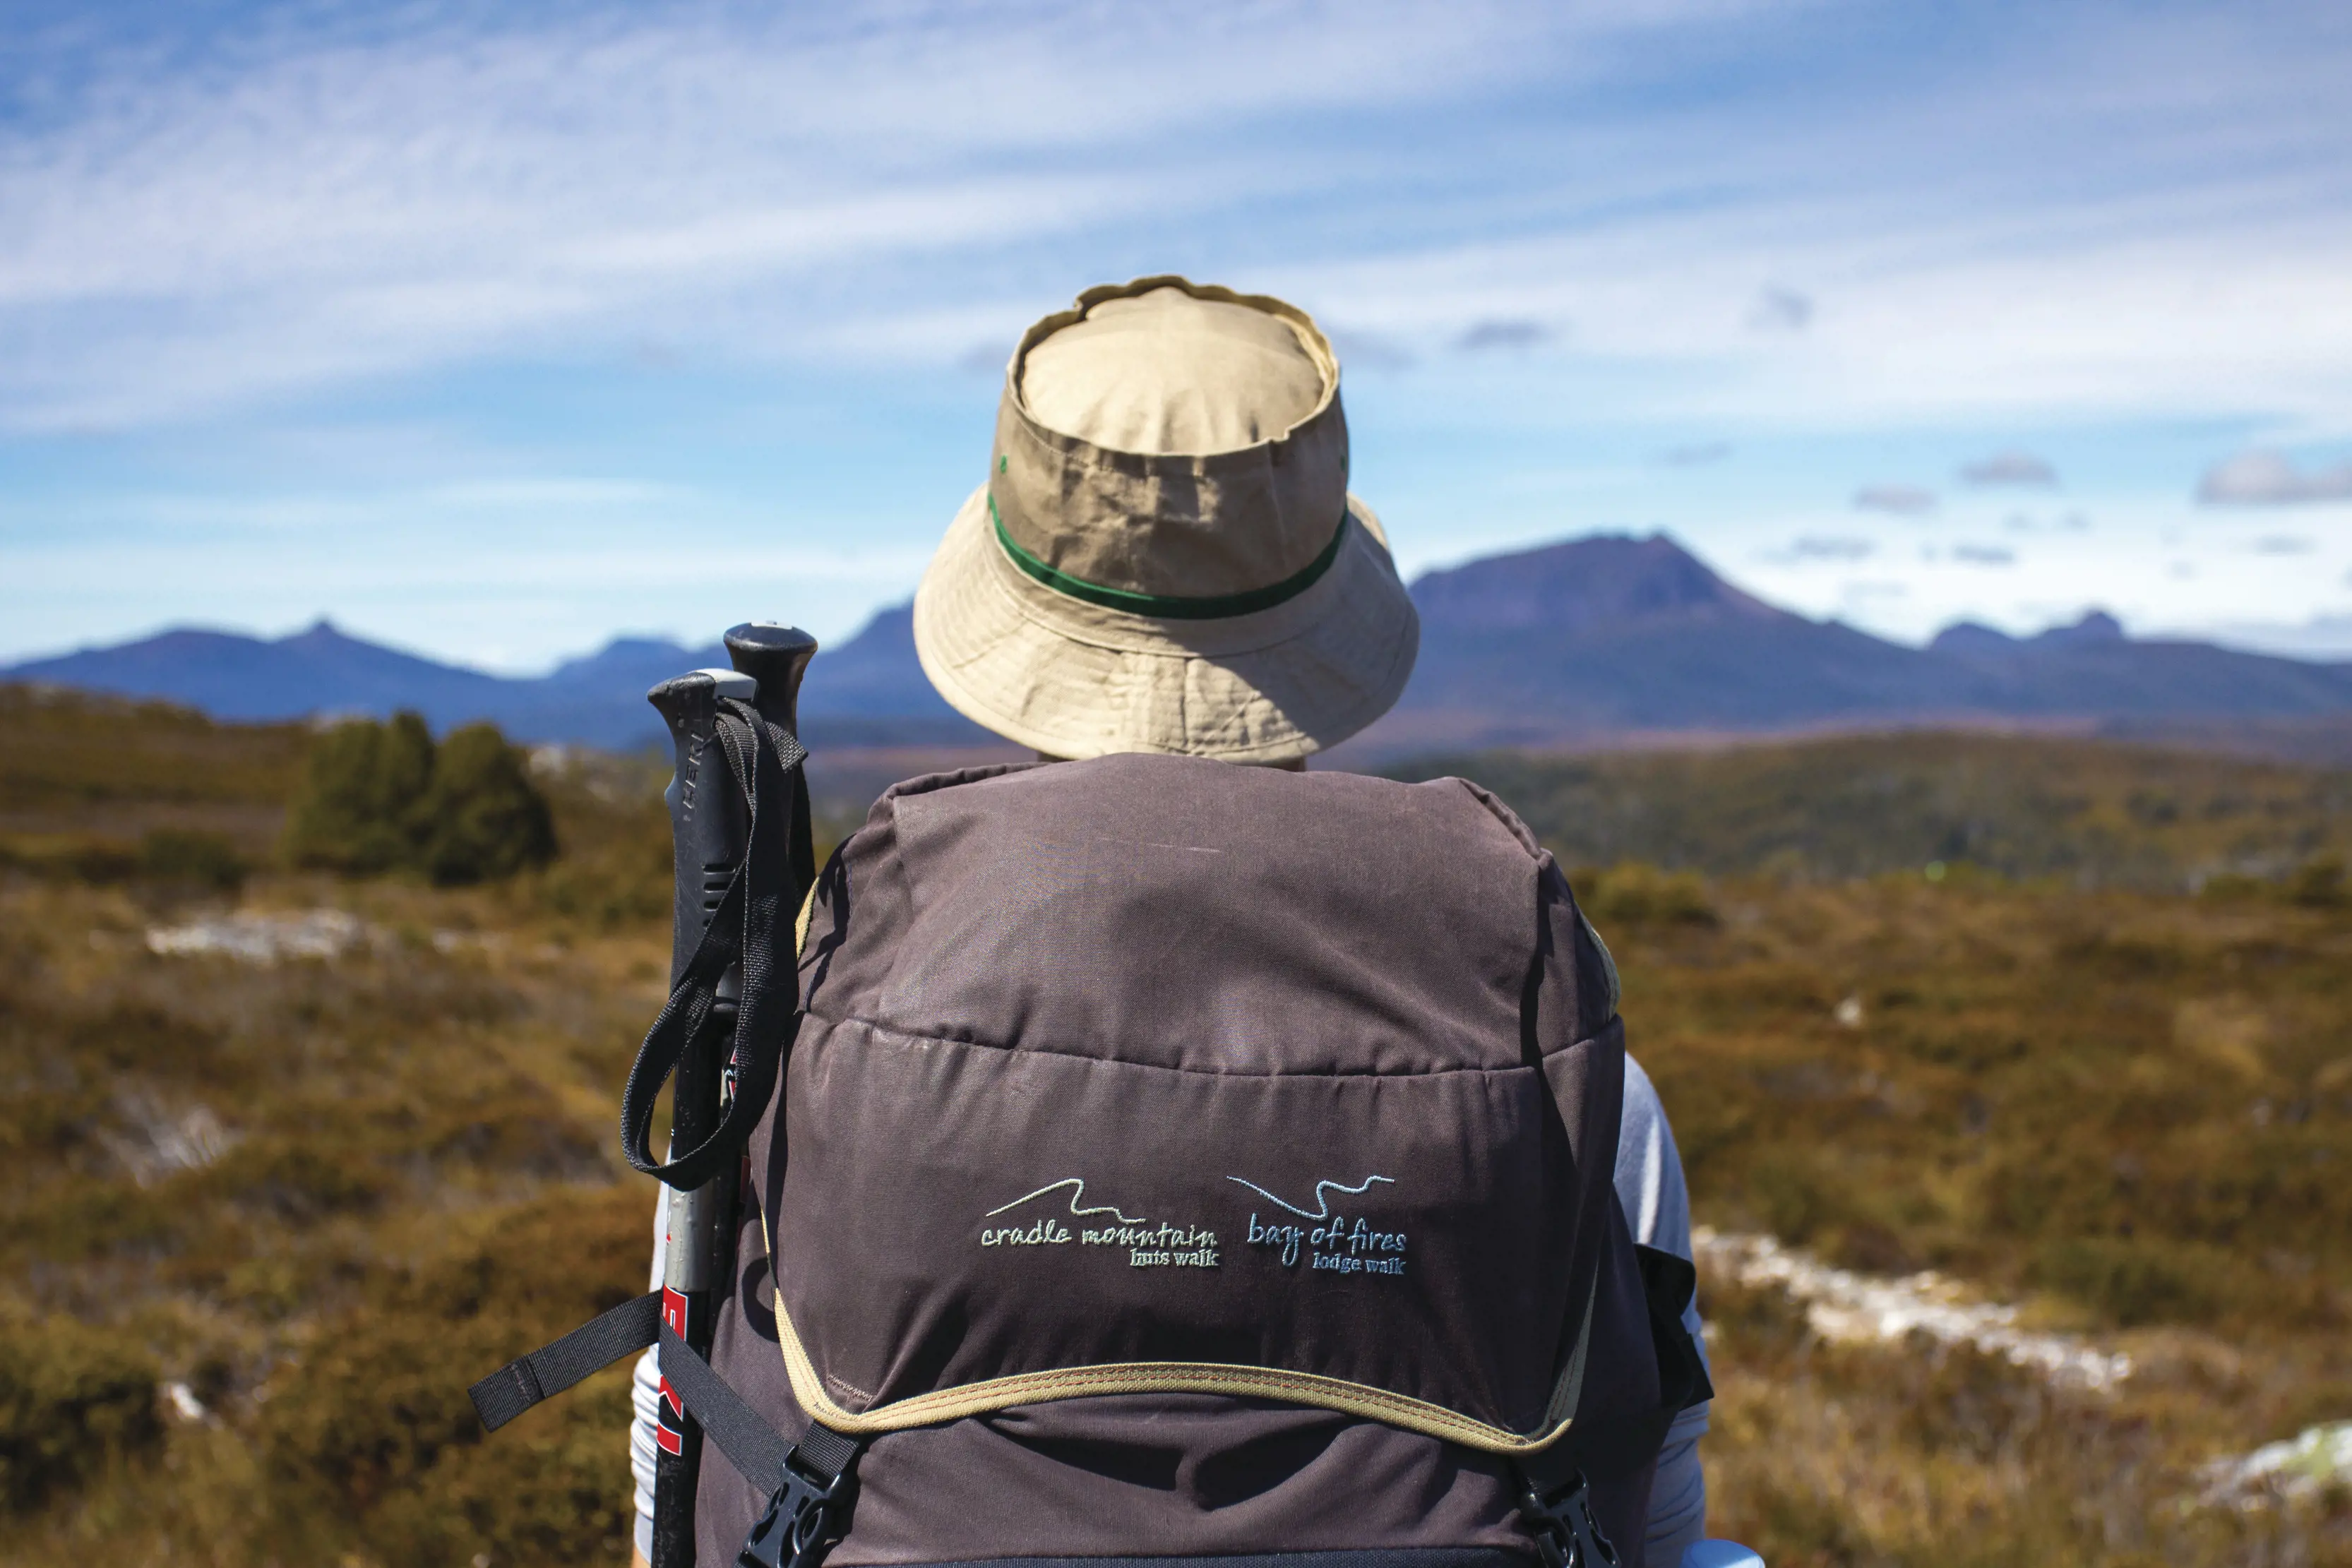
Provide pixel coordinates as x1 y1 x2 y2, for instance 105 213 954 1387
620 698 811 1190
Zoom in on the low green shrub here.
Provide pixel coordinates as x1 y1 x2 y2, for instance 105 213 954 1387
2285 854 2347 909
253 1185 647 1565
138 827 250 891
0 1307 161 1510
284 714 556 885
1572 861 1719 928
2029 1236 2231 1327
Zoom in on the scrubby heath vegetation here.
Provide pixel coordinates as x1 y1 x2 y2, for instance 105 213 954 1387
3 684 2346 1566
1577 865 2352 1565
0 685 309 889
1407 740 2351 1562
0 686 683 1566
1390 732 2352 891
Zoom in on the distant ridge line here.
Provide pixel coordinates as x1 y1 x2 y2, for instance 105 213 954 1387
9 532 2351 756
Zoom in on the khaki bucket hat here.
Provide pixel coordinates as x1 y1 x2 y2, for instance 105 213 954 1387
912 276 1419 763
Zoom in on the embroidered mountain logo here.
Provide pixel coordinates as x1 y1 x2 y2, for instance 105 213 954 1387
1231 1175 1409 1275
979 1179 1217 1268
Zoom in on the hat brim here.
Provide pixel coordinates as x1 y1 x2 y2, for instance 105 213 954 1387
913 486 1419 762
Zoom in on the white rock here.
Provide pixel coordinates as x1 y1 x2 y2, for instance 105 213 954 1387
1692 1227 2133 1392
145 909 365 964
2198 1421 2352 1509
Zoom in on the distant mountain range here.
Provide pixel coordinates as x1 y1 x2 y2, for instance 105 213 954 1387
3 604 993 752
11 533 2352 759
1352 534 2352 754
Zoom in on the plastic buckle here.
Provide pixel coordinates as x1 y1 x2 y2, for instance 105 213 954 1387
1515 1466 1619 1568
737 1449 852 1568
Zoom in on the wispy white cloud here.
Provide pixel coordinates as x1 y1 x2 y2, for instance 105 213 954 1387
0 0 1817 430
1733 486 2352 652
2005 510 2090 534
1961 451 2058 486
1854 484 1937 515
1455 318 1556 352
1777 534 1874 561
2250 534 2315 555
2197 449 2352 505
6 0 2352 669
1745 286 1814 333
6 0 2350 438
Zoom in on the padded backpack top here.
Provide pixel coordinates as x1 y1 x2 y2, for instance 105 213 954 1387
763 754 1630 1450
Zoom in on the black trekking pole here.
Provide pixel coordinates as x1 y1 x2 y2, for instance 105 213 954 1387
645 623 818 1568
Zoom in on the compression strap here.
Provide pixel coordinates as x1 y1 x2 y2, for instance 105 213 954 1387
469 1291 662 1432
467 1291 859 1483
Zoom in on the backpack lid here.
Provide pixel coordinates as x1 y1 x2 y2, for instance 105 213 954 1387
763 754 1627 1453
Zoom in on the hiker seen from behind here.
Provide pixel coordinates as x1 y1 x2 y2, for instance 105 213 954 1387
602 278 1718 1568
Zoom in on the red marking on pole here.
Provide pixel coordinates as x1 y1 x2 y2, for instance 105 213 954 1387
659 1288 691 1420
657 1420 683 1456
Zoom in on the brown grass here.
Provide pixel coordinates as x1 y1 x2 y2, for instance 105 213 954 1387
1594 868 2352 1566
0 868 669 1567
4 689 2347 1564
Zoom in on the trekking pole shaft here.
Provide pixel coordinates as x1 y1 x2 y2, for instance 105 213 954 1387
696 623 818 1387
645 627 816 1568
647 667 753 1568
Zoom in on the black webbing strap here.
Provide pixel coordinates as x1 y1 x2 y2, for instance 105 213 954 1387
784 1418 862 1488
657 1320 799 1488
1536 1244 1714 1488
470 1302 861 1557
620 697 809 1191
469 1291 662 1432
655 1321 861 1492
1553 1406 1670 1488
656 1322 864 1568
1634 1244 1715 1413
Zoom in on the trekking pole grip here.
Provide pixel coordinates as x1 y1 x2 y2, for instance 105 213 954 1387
724 622 820 906
724 623 818 739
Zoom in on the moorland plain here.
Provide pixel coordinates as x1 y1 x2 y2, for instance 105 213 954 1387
1 686 2345 1567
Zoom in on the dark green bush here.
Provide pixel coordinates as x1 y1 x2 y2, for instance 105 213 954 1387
2285 854 2346 909
419 723 558 885
282 711 436 875
282 713 556 885
1572 861 1719 928
138 827 249 891
0 1307 161 1509
2029 1235 2227 1327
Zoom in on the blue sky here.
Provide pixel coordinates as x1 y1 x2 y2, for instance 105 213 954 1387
4 0 2350 671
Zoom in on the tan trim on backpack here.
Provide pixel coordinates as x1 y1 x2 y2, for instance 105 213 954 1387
1575 908 1620 1022
794 880 819 958
761 1282 1578 1455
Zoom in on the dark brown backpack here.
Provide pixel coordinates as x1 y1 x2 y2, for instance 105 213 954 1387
477 753 1705 1568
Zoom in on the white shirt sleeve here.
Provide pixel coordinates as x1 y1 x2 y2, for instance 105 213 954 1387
1616 1053 1709 1567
